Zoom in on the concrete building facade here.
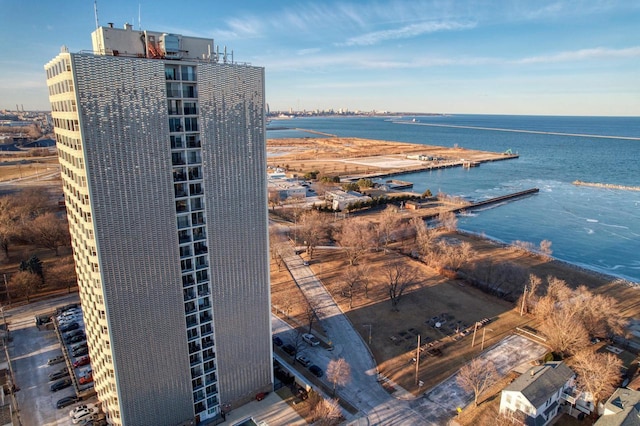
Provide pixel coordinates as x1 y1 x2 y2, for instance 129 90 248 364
45 24 272 425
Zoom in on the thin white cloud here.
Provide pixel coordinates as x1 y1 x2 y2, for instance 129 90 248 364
296 48 322 56
340 20 476 46
517 46 640 64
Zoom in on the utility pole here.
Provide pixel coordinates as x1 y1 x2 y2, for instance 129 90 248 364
414 334 421 385
471 322 479 347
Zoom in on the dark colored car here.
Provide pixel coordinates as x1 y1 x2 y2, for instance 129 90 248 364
50 378 72 392
66 334 86 344
71 342 88 351
59 322 80 333
47 355 65 366
56 395 80 409
72 347 89 357
308 365 323 377
282 344 296 356
272 336 283 347
48 367 69 381
63 329 85 340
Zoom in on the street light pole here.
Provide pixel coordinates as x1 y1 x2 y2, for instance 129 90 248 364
471 322 479 347
481 328 493 351
415 334 421 385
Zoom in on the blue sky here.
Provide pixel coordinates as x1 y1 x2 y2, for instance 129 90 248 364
0 0 638 116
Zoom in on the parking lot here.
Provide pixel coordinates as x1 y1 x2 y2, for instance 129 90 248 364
5 294 102 426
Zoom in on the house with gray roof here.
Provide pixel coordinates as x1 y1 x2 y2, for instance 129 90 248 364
595 388 640 426
499 361 589 426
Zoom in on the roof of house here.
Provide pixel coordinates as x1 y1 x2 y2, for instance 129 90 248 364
503 362 574 408
595 388 640 426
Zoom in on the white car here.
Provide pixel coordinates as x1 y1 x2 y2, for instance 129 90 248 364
70 404 97 418
302 333 320 346
296 354 311 367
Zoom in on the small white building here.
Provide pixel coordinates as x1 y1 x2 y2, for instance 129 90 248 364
500 361 592 425
267 176 307 200
324 190 372 211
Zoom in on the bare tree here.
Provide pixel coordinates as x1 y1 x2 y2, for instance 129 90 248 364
382 260 419 311
304 302 319 334
269 227 288 271
298 210 329 259
26 212 70 255
538 306 590 356
0 196 17 258
45 259 77 293
539 240 553 258
342 265 362 309
573 350 622 411
10 270 41 303
12 187 51 225
376 205 402 250
268 190 282 211
334 218 375 266
437 211 457 232
457 358 499 407
326 358 351 397
433 240 475 272
311 398 342 426
524 274 543 314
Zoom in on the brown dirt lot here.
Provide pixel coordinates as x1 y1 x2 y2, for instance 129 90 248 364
267 137 515 177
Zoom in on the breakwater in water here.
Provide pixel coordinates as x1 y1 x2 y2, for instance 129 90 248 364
573 180 640 191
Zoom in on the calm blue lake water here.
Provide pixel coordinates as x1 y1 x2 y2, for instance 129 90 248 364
268 115 640 283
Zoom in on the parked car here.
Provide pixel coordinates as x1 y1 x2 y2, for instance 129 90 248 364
302 333 320 346
50 378 72 392
66 334 86 344
79 371 93 385
72 347 89 357
59 322 80 333
302 261 310 266
296 355 311 367
70 403 97 417
63 329 85 339
47 355 65 365
73 356 90 368
48 367 70 381
71 342 88 351
71 405 99 424
56 395 80 409
308 365 323 377
272 336 283 347
282 344 296 356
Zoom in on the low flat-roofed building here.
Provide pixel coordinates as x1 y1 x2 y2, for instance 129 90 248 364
324 189 372 211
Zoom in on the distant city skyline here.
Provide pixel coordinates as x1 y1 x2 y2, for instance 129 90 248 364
1 0 639 116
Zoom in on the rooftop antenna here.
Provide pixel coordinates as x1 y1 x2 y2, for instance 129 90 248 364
94 0 100 29
138 4 141 30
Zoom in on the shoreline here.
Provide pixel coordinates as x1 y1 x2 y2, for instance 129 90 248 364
458 229 639 286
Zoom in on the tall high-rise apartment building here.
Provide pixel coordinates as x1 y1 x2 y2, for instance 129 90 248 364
45 24 272 425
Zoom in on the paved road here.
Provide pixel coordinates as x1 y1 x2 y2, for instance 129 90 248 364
279 240 426 425
274 225 548 425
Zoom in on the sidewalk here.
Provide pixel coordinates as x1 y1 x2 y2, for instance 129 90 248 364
217 391 305 426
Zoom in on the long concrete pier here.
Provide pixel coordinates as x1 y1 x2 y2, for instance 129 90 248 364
416 188 540 221
456 188 540 212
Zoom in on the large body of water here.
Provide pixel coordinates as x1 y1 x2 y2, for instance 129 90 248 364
267 115 640 283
